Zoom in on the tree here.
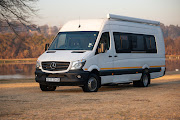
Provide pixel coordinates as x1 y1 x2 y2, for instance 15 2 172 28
0 0 38 35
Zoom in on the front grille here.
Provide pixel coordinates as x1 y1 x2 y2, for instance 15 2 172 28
42 61 70 71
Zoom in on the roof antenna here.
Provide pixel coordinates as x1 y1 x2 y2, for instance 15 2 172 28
78 16 81 28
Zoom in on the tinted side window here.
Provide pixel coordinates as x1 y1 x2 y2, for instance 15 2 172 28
113 32 157 53
113 32 130 53
131 35 145 51
145 36 157 53
98 32 110 50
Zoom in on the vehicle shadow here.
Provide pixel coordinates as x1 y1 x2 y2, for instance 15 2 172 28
54 84 135 93
54 87 83 93
99 84 135 92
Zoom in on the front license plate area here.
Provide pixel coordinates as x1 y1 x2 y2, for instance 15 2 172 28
46 78 60 82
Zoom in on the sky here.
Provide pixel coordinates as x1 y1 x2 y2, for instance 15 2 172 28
34 0 180 27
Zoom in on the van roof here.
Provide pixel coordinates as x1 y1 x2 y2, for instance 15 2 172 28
60 19 106 32
59 14 160 32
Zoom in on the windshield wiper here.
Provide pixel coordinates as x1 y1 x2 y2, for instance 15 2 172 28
71 51 86 53
53 48 67 50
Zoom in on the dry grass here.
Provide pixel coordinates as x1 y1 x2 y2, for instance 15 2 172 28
0 74 180 120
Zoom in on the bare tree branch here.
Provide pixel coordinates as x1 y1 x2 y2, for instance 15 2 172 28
0 0 38 35
1 13 19 37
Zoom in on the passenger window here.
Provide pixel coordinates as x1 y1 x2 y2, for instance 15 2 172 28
113 32 130 53
131 35 145 51
145 36 157 53
98 32 110 50
113 32 157 53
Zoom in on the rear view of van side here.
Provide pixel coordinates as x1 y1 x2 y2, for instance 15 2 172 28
35 14 165 92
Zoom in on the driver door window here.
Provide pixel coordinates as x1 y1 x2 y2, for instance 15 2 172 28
97 32 110 52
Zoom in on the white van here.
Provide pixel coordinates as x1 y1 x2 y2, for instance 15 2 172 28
35 14 166 92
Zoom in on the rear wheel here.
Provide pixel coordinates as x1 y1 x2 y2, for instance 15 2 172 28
39 84 56 91
133 72 150 87
140 73 149 87
82 73 100 92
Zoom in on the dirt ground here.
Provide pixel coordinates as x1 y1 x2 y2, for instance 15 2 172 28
0 74 180 120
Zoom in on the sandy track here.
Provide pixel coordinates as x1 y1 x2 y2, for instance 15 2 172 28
0 74 180 120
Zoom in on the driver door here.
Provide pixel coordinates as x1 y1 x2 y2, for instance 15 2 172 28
96 32 114 84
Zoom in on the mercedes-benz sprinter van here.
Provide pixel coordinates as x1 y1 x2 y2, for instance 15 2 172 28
35 14 166 92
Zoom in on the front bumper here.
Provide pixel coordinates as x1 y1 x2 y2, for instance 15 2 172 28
35 69 90 86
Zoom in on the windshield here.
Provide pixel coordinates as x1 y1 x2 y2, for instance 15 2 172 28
48 31 99 50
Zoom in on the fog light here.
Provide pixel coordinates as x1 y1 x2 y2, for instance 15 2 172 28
77 75 81 79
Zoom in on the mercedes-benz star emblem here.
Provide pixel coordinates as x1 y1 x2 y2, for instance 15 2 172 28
50 62 56 69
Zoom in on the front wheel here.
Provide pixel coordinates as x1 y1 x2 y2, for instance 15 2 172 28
82 74 100 92
39 84 56 91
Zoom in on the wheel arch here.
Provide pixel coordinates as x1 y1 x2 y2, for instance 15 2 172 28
87 65 100 72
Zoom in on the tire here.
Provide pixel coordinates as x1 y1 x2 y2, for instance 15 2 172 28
133 72 150 87
82 73 100 92
140 73 149 87
39 84 56 91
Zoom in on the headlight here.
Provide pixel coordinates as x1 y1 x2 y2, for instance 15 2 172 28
70 60 86 70
36 60 41 69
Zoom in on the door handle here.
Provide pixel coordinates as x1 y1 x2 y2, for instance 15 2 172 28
114 55 117 57
109 55 112 57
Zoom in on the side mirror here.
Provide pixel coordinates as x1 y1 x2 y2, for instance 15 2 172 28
45 43 49 51
98 43 106 53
